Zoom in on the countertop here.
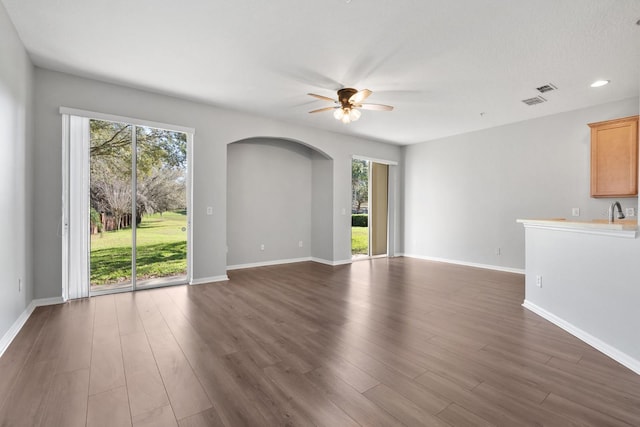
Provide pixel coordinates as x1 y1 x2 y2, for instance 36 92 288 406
517 218 638 238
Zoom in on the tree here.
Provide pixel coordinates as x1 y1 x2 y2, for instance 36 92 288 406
137 167 186 216
89 121 187 172
90 207 103 235
352 159 368 212
89 120 132 159
89 119 187 229
93 175 132 230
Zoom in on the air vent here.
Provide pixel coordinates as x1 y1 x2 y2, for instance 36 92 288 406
522 96 547 106
536 83 558 94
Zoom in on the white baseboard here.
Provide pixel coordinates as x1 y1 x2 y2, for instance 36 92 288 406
311 257 352 266
226 257 354 270
190 275 229 285
227 257 313 271
36 297 65 306
523 300 640 376
400 253 525 275
0 297 64 358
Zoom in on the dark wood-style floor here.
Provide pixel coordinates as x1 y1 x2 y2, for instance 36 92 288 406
1 258 639 426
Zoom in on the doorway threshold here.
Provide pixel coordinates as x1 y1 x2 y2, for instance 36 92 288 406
90 275 187 296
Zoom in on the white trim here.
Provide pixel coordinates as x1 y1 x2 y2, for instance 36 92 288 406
226 257 354 270
400 253 525 275
34 297 65 306
131 125 138 289
0 305 35 357
522 223 637 239
517 219 638 239
186 133 194 285
59 107 195 135
0 297 64 358
522 300 640 376
311 257 352 266
190 275 229 285
227 257 312 271
352 154 398 166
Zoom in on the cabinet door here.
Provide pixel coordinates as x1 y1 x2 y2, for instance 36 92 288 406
590 116 638 198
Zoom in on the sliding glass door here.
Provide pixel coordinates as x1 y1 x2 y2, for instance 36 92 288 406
89 121 134 292
351 159 370 258
80 117 189 295
134 125 188 290
351 158 390 259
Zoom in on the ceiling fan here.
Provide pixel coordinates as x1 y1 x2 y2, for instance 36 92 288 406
308 88 394 124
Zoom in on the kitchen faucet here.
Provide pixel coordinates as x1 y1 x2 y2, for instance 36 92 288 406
608 201 625 223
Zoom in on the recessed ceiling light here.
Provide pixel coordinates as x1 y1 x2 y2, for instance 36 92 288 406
590 80 610 88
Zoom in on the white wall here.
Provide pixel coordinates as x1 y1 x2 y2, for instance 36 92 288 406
523 226 640 372
311 152 333 262
0 2 34 342
227 138 313 266
33 68 402 298
518 96 640 374
403 97 640 271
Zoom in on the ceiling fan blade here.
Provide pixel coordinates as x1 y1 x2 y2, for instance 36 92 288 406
309 106 338 114
349 89 372 104
308 93 337 103
357 103 394 111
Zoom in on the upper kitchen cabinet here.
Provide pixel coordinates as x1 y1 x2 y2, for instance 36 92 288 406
589 115 639 198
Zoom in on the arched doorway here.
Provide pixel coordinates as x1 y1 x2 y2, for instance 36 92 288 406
226 137 333 269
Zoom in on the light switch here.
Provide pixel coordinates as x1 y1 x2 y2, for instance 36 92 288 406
206 207 213 215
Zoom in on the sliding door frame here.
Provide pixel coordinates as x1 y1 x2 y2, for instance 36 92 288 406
352 155 398 259
61 107 195 299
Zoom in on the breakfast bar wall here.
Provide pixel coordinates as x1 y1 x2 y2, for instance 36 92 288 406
518 219 640 375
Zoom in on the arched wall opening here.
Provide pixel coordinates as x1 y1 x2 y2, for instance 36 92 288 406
226 137 333 268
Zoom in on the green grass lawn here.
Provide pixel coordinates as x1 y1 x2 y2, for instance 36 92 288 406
351 226 369 255
91 211 187 285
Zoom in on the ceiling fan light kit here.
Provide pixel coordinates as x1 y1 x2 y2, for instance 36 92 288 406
334 106 361 123
308 88 393 124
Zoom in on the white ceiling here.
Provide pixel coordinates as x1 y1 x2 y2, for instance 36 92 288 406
3 0 640 145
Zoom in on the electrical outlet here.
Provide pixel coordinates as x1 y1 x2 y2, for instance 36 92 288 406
260 244 265 251
536 275 542 288
298 240 303 248
626 207 635 217
572 208 580 217
206 206 213 215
